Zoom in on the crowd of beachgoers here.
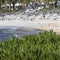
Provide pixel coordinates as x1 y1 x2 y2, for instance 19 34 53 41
0 9 60 33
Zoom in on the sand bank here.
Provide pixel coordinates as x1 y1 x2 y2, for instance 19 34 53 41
0 9 60 34
0 20 60 34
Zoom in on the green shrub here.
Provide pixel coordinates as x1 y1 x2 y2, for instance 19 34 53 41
0 31 60 60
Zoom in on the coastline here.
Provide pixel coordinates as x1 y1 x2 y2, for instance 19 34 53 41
0 9 60 34
0 20 60 34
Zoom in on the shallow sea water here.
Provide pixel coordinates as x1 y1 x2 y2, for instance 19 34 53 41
0 28 42 42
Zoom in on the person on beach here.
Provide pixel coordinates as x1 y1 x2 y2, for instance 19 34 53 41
43 14 45 18
43 12 45 18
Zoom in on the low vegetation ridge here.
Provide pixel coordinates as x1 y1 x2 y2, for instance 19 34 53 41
0 31 60 60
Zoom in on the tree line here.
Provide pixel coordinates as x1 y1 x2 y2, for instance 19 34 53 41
0 0 59 10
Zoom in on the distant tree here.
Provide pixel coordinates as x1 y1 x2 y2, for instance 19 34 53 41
55 0 58 7
0 0 5 8
7 0 18 10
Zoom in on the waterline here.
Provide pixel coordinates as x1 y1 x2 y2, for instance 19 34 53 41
0 28 43 42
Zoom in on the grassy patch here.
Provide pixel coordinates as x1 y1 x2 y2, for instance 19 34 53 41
0 31 60 60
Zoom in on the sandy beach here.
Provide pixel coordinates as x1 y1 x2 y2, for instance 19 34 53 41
0 10 60 34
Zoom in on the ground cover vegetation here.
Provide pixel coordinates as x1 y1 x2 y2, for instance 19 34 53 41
0 31 60 60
